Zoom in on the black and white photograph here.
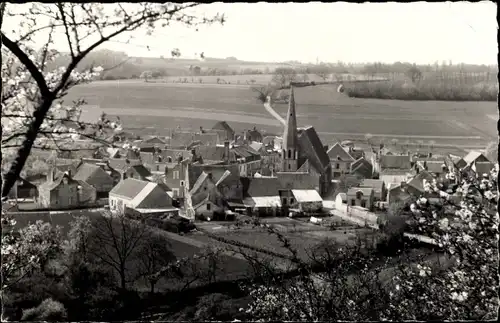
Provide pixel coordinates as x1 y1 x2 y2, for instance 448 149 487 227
1 1 498 321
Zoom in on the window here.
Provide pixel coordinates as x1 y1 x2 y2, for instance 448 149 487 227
288 164 291 170
180 180 185 186
173 171 179 179
336 163 340 169
283 198 287 205
351 199 355 206
361 200 366 208
206 203 211 211
290 198 295 204
173 189 178 197
288 150 291 159
156 165 160 171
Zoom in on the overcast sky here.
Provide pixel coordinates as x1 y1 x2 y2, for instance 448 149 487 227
4 1 498 65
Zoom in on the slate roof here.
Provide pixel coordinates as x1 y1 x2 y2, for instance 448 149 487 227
245 177 282 197
351 157 373 179
360 179 385 193
417 160 447 174
194 132 219 146
196 146 237 162
166 131 196 149
406 171 435 193
161 149 192 162
108 158 142 172
39 172 77 191
212 121 235 137
327 142 354 161
297 126 331 173
379 154 411 170
129 164 152 178
72 163 101 182
249 141 264 153
110 178 150 199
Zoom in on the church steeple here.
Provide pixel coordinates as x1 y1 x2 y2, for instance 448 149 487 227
282 86 299 172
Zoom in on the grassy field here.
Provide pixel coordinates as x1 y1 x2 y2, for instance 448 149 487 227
65 80 497 148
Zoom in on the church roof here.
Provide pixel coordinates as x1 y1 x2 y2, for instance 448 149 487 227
282 87 298 151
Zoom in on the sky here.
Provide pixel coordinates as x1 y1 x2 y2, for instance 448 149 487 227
3 1 498 65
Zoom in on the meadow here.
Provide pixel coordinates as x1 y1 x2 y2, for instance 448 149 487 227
65 80 497 149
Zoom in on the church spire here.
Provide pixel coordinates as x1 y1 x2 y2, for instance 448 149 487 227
283 86 298 151
281 86 299 172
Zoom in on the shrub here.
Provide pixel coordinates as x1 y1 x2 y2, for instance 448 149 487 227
21 298 67 321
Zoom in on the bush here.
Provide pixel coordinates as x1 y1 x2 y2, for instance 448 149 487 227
345 81 497 101
21 298 67 321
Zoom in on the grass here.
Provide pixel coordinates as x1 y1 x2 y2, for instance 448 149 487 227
65 80 497 147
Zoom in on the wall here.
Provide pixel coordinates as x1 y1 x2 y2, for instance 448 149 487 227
331 159 351 178
346 192 373 211
195 200 224 219
336 203 379 225
46 180 80 209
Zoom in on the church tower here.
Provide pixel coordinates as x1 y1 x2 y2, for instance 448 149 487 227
281 86 299 172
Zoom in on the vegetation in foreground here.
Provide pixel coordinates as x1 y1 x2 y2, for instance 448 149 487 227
2 165 498 321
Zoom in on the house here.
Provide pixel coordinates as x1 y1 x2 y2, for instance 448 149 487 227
456 151 490 170
107 158 144 178
109 178 175 215
387 182 412 204
194 131 219 146
470 161 495 177
195 143 237 164
405 170 436 197
78 158 121 185
327 142 355 178
212 121 235 141
122 164 153 181
359 179 386 201
7 177 38 201
188 163 242 202
346 187 374 211
38 169 96 209
72 163 115 199
378 154 413 187
243 127 263 143
291 189 323 213
162 159 190 200
110 130 139 143
187 172 227 220
232 144 262 177
350 157 373 179
416 160 448 178
241 177 282 217
165 130 196 149
161 148 193 163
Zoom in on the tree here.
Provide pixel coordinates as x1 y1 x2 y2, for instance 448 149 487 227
21 298 67 321
1 216 64 292
428 140 436 152
88 211 150 289
406 65 423 84
1 3 224 198
140 70 153 82
390 138 399 147
136 232 177 293
384 165 499 320
272 67 297 88
484 141 497 162
312 64 331 82
364 133 374 147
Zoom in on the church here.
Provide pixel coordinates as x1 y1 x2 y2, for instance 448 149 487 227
241 86 333 216
276 86 333 197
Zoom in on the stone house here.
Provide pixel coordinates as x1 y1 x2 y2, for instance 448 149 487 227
455 151 490 170
72 163 115 199
232 144 262 177
350 157 373 179
359 179 386 201
291 189 323 213
121 164 152 181
327 142 355 178
38 169 96 209
187 171 228 219
7 177 38 201
347 187 374 211
241 177 282 217
109 178 174 215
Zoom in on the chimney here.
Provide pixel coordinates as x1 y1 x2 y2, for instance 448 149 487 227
323 145 328 152
243 130 247 142
191 148 197 162
50 168 56 182
224 141 230 164
207 172 213 180
67 169 72 178
199 126 203 133
429 152 432 158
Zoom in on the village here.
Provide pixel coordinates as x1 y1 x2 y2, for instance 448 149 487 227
4 87 497 243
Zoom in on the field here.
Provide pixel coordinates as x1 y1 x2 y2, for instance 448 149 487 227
65 80 497 150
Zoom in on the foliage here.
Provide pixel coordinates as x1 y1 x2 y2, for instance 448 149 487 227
345 81 497 101
21 298 67 321
1 216 63 291
243 164 499 321
272 67 297 88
